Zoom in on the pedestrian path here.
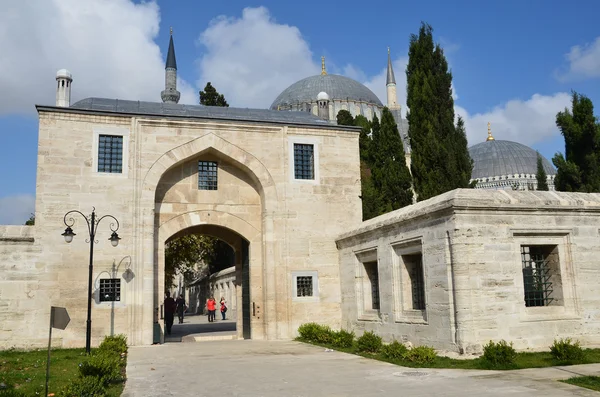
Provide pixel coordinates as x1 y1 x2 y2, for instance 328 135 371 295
164 312 236 343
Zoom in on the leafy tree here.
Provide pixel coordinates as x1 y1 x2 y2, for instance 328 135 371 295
354 115 372 165
552 92 600 192
406 22 472 201
165 235 215 288
25 214 35 225
336 109 354 126
536 152 549 191
199 82 229 107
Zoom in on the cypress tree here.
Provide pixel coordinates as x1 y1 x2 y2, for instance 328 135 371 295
406 22 473 201
552 92 600 192
354 115 372 165
199 82 229 107
536 152 549 191
336 109 354 126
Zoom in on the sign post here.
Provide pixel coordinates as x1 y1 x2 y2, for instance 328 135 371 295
45 306 70 397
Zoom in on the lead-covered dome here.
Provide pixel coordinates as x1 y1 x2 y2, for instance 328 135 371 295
270 74 383 109
469 140 556 180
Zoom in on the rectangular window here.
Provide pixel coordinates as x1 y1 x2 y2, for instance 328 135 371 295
364 261 380 310
293 143 314 180
405 254 425 311
99 278 121 302
198 161 218 190
521 245 559 307
296 276 313 297
98 135 123 173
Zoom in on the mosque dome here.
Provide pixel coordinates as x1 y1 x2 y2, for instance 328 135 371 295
317 91 330 101
270 74 383 110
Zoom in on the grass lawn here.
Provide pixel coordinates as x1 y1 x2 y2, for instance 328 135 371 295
561 376 600 392
0 348 124 396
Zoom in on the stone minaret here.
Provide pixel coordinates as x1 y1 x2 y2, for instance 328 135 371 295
56 69 72 107
386 47 400 110
161 28 180 104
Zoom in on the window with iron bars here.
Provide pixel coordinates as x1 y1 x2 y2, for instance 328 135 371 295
98 135 123 173
198 161 218 190
521 245 557 307
293 143 314 180
99 278 121 302
296 276 313 297
364 261 380 310
405 254 425 311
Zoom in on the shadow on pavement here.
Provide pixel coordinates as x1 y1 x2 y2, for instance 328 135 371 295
165 314 236 343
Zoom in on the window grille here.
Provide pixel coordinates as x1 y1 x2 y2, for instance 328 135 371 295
293 143 314 180
99 278 121 302
365 261 380 310
408 255 426 310
98 135 123 173
521 246 554 307
198 161 218 190
296 276 313 297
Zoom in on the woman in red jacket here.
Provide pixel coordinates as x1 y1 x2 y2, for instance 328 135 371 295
206 296 216 322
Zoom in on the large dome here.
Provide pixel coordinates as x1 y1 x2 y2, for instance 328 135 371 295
270 74 383 109
469 140 556 180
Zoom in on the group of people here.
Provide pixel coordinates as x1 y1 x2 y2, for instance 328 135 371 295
163 292 228 334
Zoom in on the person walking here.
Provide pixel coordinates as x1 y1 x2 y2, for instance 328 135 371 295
206 296 217 322
175 294 186 324
163 291 176 335
220 297 227 320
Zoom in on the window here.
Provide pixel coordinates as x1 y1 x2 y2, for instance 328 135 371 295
296 276 313 297
98 135 123 173
292 271 319 301
198 161 218 190
293 143 314 180
364 261 380 311
393 240 427 323
99 278 121 302
405 254 425 310
521 245 560 307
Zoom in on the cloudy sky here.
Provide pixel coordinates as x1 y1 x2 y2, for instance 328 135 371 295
1 0 599 224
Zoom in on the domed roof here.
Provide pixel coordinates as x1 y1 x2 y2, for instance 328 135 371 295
271 74 383 109
56 69 72 79
468 140 556 180
317 91 329 101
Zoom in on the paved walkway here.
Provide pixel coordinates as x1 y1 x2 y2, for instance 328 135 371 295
164 312 236 343
122 339 600 396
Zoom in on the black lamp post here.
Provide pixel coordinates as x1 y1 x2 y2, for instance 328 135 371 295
62 207 121 354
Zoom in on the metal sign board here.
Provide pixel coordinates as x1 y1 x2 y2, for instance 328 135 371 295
51 306 70 330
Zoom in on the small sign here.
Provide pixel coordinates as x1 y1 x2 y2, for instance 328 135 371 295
51 306 70 330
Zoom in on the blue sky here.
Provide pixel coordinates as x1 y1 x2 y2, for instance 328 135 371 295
1 0 600 224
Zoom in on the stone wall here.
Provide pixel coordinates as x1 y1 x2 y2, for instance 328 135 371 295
337 189 600 353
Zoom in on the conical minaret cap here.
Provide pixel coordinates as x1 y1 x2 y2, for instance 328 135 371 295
386 47 396 85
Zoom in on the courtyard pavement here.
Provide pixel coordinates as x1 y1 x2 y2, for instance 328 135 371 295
122 334 600 396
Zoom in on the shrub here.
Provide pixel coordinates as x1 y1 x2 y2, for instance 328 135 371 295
331 329 355 348
381 341 408 360
297 323 333 344
98 334 127 355
57 375 106 397
550 338 585 363
482 340 517 367
404 345 437 364
78 350 122 385
356 331 382 353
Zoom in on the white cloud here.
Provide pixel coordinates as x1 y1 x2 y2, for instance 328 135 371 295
196 7 319 108
0 0 196 115
556 37 600 81
0 195 35 225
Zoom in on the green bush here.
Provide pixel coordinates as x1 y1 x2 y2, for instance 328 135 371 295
57 375 106 397
78 350 122 385
356 331 382 353
297 323 333 344
381 341 408 360
98 334 127 355
331 329 355 348
550 338 585 363
482 340 517 367
404 345 437 364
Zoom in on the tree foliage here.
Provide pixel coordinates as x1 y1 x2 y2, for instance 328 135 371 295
25 214 35 225
336 109 354 126
406 22 473 201
536 152 549 191
199 82 229 107
552 92 600 192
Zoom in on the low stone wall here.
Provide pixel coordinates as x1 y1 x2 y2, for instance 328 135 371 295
187 267 237 315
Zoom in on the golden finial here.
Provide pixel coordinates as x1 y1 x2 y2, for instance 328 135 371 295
170 27 173 36
321 56 327 75
486 122 495 141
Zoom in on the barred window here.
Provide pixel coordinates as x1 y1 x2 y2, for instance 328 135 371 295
98 135 123 173
521 245 558 307
99 278 121 302
364 261 380 310
406 254 425 311
293 143 314 180
296 276 313 297
198 161 218 190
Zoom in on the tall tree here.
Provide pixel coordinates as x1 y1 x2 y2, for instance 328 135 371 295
536 152 549 191
552 92 600 192
354 115 372 165
199 82 229 107
336 109 354 126
165 235 215 288
406 22 473 201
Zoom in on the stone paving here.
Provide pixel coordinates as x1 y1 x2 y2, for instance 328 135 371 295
122 335 600 397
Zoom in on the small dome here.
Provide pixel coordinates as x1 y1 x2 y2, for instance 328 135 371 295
56 69 72 79
468 140 556 180
317 91 330 101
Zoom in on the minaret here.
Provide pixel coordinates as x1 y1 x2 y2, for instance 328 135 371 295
386 48 400 110
161 27 180 104
56 69 72 107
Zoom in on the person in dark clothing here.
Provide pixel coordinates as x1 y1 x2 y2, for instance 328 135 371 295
175 294 186 324
164 291 176 335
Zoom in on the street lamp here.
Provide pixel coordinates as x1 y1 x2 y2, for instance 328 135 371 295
62 207 121 354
